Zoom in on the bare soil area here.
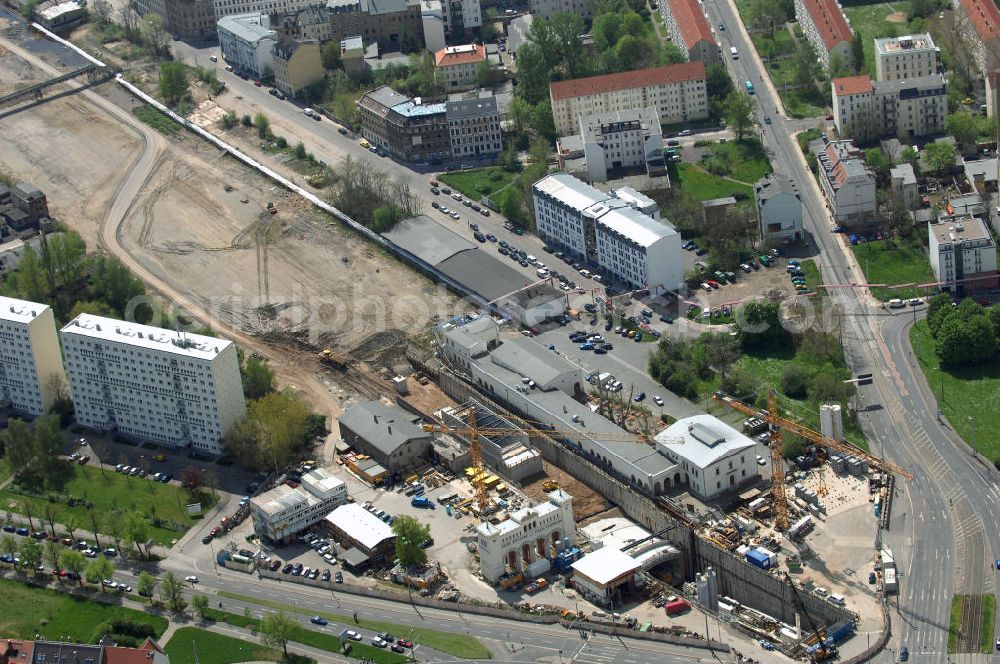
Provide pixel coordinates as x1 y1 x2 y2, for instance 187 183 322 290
522 461 610 522
685 264 801 310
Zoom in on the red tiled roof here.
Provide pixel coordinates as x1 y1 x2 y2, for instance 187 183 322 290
958 0 1000 41
105 638 164 664
800 0 852 50
549 62 706 102
0 640 33 664
433 43 486 67
832 74 872 96
665 0 716 50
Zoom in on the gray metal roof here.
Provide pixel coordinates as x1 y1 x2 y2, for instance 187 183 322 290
362 85 409 111
217 12 275 43
702 196 736 208
490 337 579 389
339 400 430 456
381 215 475 265
889 163 916 186
755 173 798 203
657 415 756 469
437 249 532 302
446 96 498 120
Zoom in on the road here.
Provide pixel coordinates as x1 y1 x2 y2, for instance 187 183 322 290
707 1 999 660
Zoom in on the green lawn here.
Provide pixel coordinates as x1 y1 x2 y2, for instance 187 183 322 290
218 591 490 659
981 594 996 653
780 87 829 118
0 465 215 544
842 3 900 78
850 239 935 301
700 140 772 183
133 105 182 136
911 320 1000 462
438 167 513 200
800 258 824 294
948 594 962 653
0 458 11 484
674 164 754 201
165 627 280 664
0 577 167 643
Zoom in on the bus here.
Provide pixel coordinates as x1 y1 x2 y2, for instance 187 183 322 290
730 46 739 59
745 80 755 95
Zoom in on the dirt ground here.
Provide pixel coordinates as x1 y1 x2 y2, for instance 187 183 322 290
522 461 611 522
683 261 803 311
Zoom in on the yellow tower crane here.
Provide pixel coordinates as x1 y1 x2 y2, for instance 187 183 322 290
712 390 911 530
421 414 683 520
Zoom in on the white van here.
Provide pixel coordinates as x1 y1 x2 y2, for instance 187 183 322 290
888 298 905 309
814 586 828 597
730 46 739 59
536 268 549 278
827 593 846 606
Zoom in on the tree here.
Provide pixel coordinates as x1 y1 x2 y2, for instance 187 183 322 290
792 41 818 87
1 535 18 570
781 433 809 459
59 549 86 586
91 254 145 316
118 5 140 39
225 390 313 471
808 368 855 404
321 40 342 70
138 571 158 598
14 246 47 303
2 419 36 483
292 141 307 160
86 556 114 589
910 0 938 18
926 293 955 337
90 0 112 24
192 594 210 619
705 63 734 103
254 113 271 140
141 13 170 56
899 146 921 176
260 612 297 657
531 101 557 144
475 60 505 88
125 511 151 559
936 314 996 365
333 94 357 128
945 110 979 147
180 466 205 495
736 299 788 350
923 142 956 176
780 364 810 399
42 503 59 538
161 571 187 612
242 356 274 399
747 0 786 38
391 515 431 569
158 62 189 106
220 111 238 130
850 33 864 73
864 147 892 184
19 537 42 572
45 539 62 570
723 92 756 141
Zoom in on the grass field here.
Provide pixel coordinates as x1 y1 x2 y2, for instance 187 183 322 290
217 591 490 659
0 577 167 643
842 2 899 78
851 239 934 301
0 459 11 484
700 140 772 183
780 87 829 118
0 465 215 544
911 320 1000 462
165 627 280 664
799 258 824 294
438 168 513 200
981 594 996 653
133 105 182 135
675 164 754 200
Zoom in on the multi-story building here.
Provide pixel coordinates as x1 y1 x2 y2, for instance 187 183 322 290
875 33 940 81
270 0 423 50
271 38 324 98
59 314 246 456
656 415 758 500
754 173 802 244
250 467 347 543
928 214 998 292
794 0 853 71
441 0 480 35
832 73 946 141
0 638 170 664
955 0 1000 76
528 0 592 20
549 62 708 137
811 139 877 227
0 296 66 417
420 0 445 52
566 107 665 182
477 490 576 583
213 0 310 21
447 97 502 159
133 0 216 40
658 0 719 66
358 86 501 162
217 12 277 78
532 172 682 290
434 43 486 90
9 183 48 224
890 163 919 210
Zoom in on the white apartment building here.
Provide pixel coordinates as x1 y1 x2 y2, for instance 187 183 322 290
928 215 999 292
875 34 940 81
250 467 348 543
532 173 682 290
832 73 947 141
217 12 277 78
812 139 877 226
658 0 720 66
434 43 485 90
656 415 758 500
549 62 708 137
447 97 502 158
529 0 592 20
794 0 853 70
477 489 576 583
575 107 665 182
0 296 66 417
59 314 246 455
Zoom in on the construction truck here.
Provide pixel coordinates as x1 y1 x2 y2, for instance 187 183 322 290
542 479 559 491
317 349 350 370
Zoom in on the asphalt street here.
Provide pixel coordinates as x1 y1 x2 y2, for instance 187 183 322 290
707 1 999 661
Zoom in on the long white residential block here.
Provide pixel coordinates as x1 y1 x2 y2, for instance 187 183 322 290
0 296 67 416
60 314 246 455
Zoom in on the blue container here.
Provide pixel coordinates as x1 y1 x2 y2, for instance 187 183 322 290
746 549 770 569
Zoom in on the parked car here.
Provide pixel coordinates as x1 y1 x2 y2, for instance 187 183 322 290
310 616 328 626
345 630 361 641
184 576 199 583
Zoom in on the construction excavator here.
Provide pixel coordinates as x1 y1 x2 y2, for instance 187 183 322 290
784 572 837 662
713 390 911 530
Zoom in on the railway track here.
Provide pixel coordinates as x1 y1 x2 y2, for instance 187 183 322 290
956 593 984 653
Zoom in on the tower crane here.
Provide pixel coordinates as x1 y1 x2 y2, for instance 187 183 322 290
421 413 684 519
712 390 911 530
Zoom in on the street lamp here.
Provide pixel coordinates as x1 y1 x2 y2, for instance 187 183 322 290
968 416 977 454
